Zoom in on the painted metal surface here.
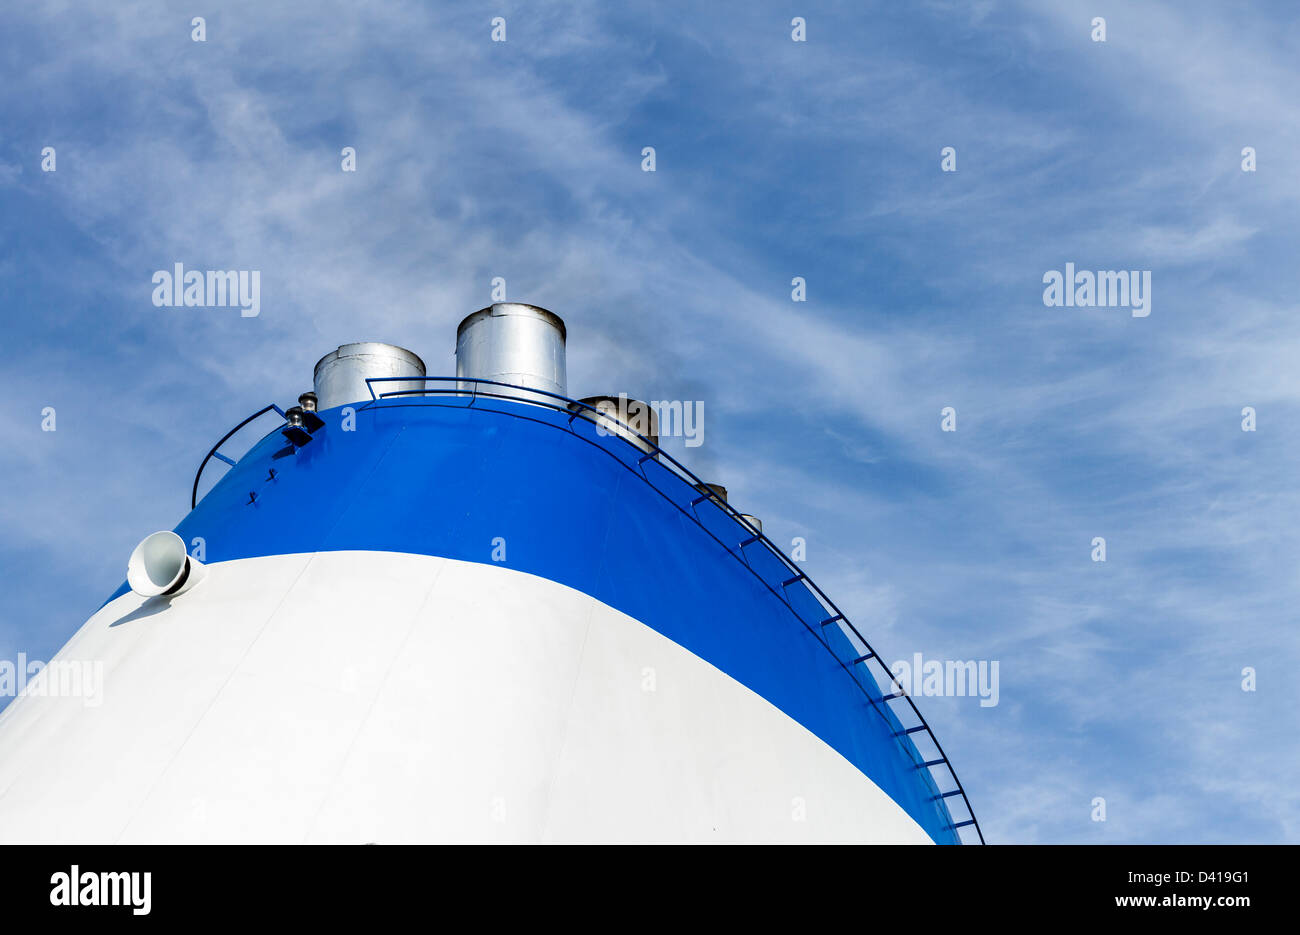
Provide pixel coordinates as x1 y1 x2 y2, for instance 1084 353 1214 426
132 392 968 841
0 553 934 844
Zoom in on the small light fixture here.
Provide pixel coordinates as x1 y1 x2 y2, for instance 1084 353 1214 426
281 406 314 447
297 392 325 430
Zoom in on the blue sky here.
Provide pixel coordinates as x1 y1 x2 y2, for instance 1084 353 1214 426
3 0 1298 843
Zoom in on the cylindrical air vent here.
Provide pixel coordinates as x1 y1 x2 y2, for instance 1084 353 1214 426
313 343 427 409
455 303 567 405
696 483 728 504
127 530 206 598
569 395 659 454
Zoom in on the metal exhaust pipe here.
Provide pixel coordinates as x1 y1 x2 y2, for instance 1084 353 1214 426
313 343 427 410
127 531 206 598
696 482 728 504
456 303 567 404
569 395 659 454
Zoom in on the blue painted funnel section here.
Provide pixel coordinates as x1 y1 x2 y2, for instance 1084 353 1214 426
110 391 970 843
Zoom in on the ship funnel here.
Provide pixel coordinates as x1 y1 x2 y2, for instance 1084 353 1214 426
456 303 567 404
127 531 206 598
313 343 427 410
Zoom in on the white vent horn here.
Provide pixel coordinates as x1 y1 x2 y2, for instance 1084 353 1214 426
127 531 206 598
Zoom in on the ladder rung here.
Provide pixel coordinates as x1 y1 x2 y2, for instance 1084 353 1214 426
903 725 927 735
821 614 845 627
852 652 874 664
936 789 963 799
919 758 945 769
880 691 905 701
781 575 805 587
952 820 976 829
740 535 761 547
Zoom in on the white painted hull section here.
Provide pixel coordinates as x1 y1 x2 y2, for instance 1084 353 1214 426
0 552 932 844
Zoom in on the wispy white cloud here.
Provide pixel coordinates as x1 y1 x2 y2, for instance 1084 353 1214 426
1 0 1297 843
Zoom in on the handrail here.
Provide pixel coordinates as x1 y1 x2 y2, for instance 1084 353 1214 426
190 404 286 508
363 376 985 843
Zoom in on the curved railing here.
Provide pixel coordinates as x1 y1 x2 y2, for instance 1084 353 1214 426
359 376 986 844
191 404 286 508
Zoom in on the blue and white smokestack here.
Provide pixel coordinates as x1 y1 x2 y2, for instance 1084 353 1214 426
0 304 976 844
